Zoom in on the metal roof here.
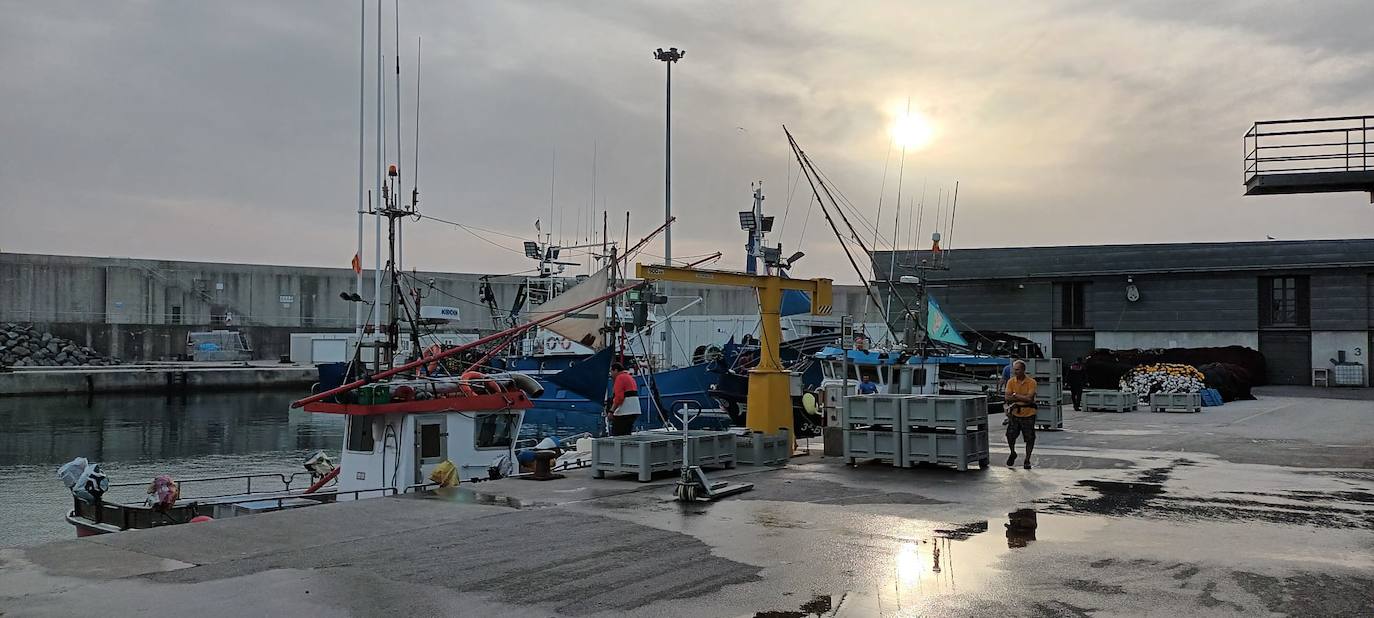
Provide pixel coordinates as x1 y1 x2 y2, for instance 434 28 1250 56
873 238 1374 282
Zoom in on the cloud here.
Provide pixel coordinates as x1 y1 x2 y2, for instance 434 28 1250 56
2 0 1372 282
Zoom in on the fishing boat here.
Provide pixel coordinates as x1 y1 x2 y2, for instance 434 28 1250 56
60 371 538 537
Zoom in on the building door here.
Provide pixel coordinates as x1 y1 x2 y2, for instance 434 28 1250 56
1259 331 1311 385
1051 331 1096 364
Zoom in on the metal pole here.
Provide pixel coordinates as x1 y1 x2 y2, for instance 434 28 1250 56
355 0 366 337
663 58 673 368
373 2 383 340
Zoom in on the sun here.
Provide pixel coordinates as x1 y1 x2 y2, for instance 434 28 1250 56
889 109 935 151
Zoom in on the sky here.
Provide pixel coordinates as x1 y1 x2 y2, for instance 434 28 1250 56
2 1 1373 284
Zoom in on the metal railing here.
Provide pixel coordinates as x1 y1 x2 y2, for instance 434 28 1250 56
1245 115 1372 182
106 471 323 502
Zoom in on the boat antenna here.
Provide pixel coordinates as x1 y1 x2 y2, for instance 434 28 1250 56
945 181 959 268
392 0 404 273
411 36 421 210
372 0 383 345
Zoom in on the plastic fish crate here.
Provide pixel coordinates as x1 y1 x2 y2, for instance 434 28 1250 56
1025 358 1061 381
591 432 735 482
899 395 988 432
842 394 904 427
1083 390 1138 413
1034 404 1064 430
735 429 790 466
843 429 901 465
900 430 990 471
1148 392 1202 413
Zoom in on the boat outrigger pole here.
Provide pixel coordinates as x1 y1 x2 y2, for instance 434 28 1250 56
293 281 646 408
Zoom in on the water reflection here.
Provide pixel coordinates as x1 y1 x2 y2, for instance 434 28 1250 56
1005 508 1039 549
0 392 342 467
0 391 344 548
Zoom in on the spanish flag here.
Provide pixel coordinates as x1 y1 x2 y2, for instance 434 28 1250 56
350 253 362 274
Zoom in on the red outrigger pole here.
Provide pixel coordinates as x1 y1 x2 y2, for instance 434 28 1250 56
291 282 644 409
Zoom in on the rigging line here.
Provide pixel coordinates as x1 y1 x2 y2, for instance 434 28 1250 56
413 213 528 241
784 127 889 328
796 192 817 248
865 98 907 324
777 154 804 238
809 163 893 247
788 129 917 330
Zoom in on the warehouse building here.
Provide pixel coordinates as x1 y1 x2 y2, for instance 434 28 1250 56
874 239 1374 386
0 253 872 362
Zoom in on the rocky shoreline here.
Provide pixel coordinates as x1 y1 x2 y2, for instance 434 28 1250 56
0 324 122 367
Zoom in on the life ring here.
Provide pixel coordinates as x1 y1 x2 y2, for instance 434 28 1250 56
460 371 500 397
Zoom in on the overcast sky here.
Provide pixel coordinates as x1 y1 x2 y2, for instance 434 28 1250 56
2 1 1373 283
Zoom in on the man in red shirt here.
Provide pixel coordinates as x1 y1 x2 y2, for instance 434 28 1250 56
608 362 641 436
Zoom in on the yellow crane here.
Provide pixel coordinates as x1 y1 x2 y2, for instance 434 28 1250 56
636 264 833 439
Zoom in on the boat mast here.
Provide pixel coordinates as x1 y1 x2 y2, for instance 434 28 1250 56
355 0 367 340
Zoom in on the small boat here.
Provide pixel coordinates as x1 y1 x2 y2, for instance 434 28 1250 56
60 372 538 537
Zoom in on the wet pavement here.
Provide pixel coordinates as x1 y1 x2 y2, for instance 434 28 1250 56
2 389 1371 616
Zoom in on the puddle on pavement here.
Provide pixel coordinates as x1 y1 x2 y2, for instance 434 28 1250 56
417 487 543 509
1038 460 1374 530
747 510 1107 617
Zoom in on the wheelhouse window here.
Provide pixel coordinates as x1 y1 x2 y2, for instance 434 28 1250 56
474 414 516 449
346 416 374 452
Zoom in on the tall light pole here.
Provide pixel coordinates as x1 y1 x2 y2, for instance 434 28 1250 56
654 46 684 367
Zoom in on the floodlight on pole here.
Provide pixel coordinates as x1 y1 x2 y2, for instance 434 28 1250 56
654 45 684 367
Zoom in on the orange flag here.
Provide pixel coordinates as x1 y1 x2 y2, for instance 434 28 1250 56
350 253 362 274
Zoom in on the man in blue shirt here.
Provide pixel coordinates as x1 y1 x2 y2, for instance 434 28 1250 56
858 374 879 395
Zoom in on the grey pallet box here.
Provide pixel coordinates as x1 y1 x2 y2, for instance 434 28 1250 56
900 395 988 433
736 429 791 466
1149 392 1202 413
844 429 901 465
1035 404 1064 430
1026 358 1062 381
901 430 990 471
591 431 736 482
842 394 904 426
1083 390 1138 413
1034 390 1064 407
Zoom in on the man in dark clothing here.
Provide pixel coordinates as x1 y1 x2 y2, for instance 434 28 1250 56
1066 358 1087 411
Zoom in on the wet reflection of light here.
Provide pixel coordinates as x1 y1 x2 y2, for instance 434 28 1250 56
895 542 923 585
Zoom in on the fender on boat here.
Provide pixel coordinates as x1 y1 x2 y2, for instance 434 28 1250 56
491 372 544 398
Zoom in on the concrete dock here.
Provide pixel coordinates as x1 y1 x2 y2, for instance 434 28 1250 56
3 386 1371 616
0 362 317 396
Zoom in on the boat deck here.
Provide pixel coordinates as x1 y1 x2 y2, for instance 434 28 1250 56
6 387 1373 616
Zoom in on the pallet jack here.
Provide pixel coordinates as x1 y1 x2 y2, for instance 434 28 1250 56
672 404 753 502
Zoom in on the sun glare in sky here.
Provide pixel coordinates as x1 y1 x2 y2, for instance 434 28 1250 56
889 107 935 151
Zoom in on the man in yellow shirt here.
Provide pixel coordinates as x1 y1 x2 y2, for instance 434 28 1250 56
1003 359 1038 469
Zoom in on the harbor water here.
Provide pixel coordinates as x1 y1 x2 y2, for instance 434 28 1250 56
0 391 600 548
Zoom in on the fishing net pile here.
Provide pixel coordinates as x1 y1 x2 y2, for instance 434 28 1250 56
1118 363 1206 398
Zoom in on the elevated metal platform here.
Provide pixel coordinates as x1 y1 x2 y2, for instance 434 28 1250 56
1244 115 1373 198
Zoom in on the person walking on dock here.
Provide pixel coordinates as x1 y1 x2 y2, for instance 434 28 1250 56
1004 360 1038 469
1066 358 1087 411
607 363 641 436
